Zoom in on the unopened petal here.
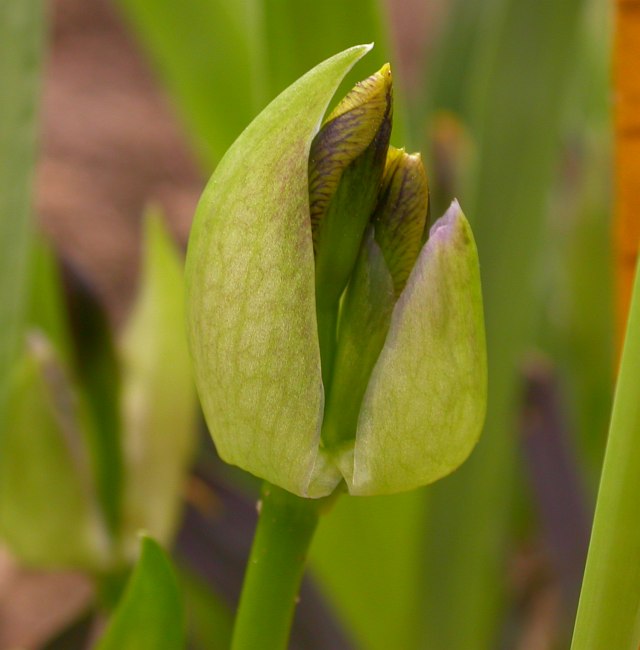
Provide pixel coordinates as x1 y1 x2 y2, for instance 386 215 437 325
345 200 487 495
374 148 430 296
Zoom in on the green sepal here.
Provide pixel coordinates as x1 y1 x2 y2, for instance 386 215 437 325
321 227 395 451
186 45 373 497
119 209 196 555
0 333 110 569
344 202 487 495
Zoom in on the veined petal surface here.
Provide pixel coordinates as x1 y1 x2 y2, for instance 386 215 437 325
347 201 487 495
186 45 372 497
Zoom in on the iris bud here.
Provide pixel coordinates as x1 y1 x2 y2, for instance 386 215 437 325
309 64 392 384
321 146 430 452
186 45 487 498
373 146 430 296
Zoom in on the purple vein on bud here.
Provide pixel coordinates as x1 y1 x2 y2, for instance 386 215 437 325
374 146 430 297
309 63 392 251
307 64 392 387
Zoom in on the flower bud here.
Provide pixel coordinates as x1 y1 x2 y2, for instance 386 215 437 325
309 63 392 301
321 147 430 451
186 45 487 498
373 146 430 296
340 201 486 495
309 64 392 383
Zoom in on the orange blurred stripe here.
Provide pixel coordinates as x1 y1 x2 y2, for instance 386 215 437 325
615 0 640 351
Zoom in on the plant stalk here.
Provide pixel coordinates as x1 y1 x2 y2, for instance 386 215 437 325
231 482 325 650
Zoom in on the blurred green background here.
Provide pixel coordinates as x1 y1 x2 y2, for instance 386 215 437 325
0 0 618 648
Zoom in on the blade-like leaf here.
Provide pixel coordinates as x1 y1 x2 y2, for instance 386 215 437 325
0 0 43 427
120 209 196 553
28 238 125 539
310 490 426 650
420 0 587 646
262 0 403 142
115 0 400 167
570 257 640 649
27 237 74 366
0 334 108 569
97 536 185 650
64 264 124 537
115 0 265 168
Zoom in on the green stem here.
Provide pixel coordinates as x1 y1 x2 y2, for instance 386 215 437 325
231 482 325 650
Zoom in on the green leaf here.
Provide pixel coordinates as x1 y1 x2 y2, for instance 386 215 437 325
115 0 265 168
419 0 588 646
310 490 426 650
539 21 614 487
261 0 404 143
186 45 372 498
345 203 486 495
97 536 185 650
26 237 74 366
263 0 387 96
28 236 125 539
570 258 640 649
68 271 124 537
119 209 196 553
1 238 122 570
0 334 109 570
0 0 43 428
115 0 399 168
